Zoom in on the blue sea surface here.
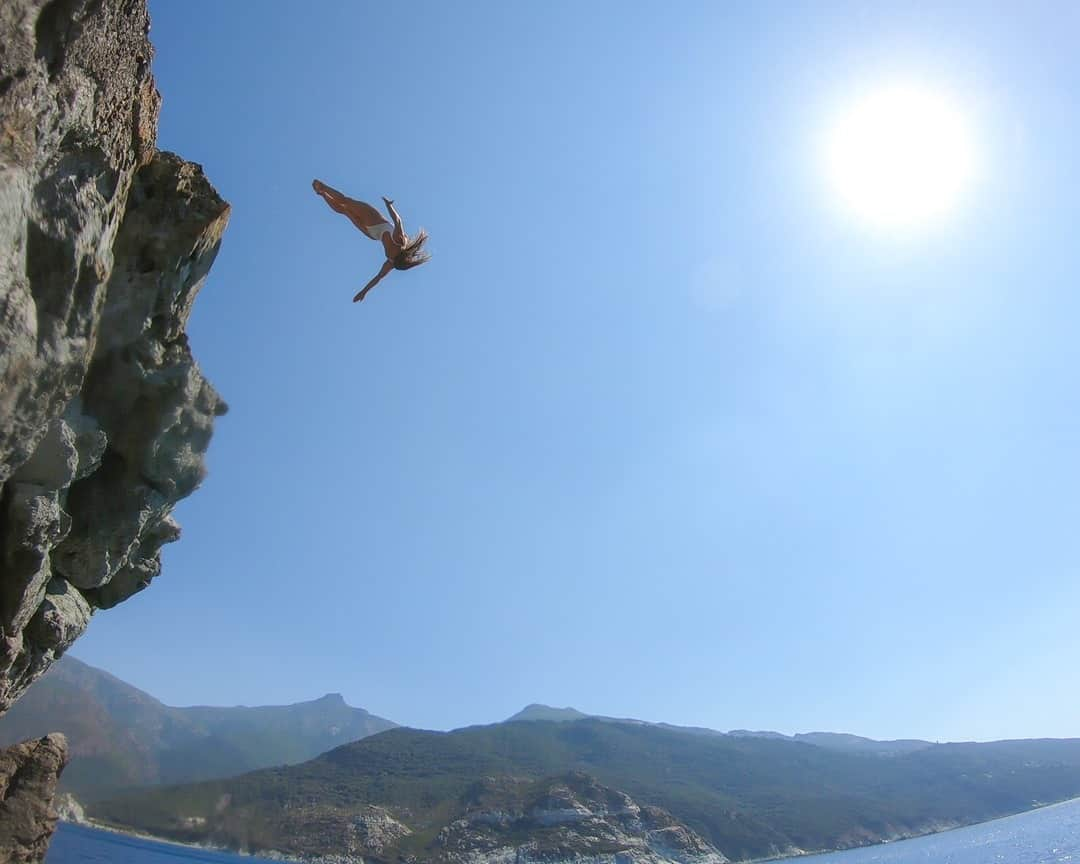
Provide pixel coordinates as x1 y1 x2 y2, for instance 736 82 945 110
46 823 282 864
791 798 1080 864
47 798 1080 864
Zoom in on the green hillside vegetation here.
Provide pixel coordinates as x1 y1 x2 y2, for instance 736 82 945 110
0 657 396 800
91 718 1080 862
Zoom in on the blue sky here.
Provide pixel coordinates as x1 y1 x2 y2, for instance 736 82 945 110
71 0 1080 742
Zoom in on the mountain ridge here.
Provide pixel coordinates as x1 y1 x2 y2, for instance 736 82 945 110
91 716 1080 863
507 704 933 755
0 656 397 800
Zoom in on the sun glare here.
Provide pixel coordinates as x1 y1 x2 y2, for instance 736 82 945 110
826 84 976 230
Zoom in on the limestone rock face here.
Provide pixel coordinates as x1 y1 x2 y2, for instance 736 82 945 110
434 774 730 864
54 793 85 825
274 805 414 861
0 0 228 714
0 733 69 864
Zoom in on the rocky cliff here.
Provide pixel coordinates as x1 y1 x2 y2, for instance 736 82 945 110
125 770 729 864
432 774 729 864
0 734 68 864
0 0 228 856
0 0 227 712
283 773 730 864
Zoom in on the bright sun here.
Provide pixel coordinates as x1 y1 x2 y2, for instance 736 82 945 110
826 85 976 230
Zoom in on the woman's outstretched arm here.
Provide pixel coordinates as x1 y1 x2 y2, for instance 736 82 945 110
354 260 394 302
383 196 406 245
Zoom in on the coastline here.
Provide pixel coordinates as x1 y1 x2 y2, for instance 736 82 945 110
57 819 305 863
60 795 1080 864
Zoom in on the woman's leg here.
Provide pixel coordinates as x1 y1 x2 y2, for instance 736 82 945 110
313 180 388 233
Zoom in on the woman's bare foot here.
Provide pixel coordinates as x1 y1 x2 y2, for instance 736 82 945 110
313 179 327 194
353 288 368 303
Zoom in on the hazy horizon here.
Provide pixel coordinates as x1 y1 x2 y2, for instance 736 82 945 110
54 653 1066 745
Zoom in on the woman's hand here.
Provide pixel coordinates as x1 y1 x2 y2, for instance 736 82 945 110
382 196 394 206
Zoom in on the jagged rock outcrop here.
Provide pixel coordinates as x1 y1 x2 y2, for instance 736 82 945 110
0 0 228 712
0 734 68 863
157 772 728 864
54 792 85 825
0 0 228 857
273 804 414 863
435 774 729 864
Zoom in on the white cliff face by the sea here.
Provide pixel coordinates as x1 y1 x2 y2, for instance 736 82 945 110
0 1 229 859
432 775 729 864
54 793 85 825
177 773 730 864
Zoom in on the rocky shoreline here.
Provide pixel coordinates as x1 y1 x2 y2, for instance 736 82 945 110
59 795 1080 864
75 773 734 864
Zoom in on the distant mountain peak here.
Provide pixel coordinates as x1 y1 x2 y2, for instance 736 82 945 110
0 656 397 801
506 704 589 723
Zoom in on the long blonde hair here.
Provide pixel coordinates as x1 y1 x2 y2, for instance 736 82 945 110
394 229 431 270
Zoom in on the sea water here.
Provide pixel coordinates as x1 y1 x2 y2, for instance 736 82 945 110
790 797 1080 864
46 797 1080 864
46 824 281 864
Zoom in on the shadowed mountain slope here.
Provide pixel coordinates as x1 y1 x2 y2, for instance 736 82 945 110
0 656 396 800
